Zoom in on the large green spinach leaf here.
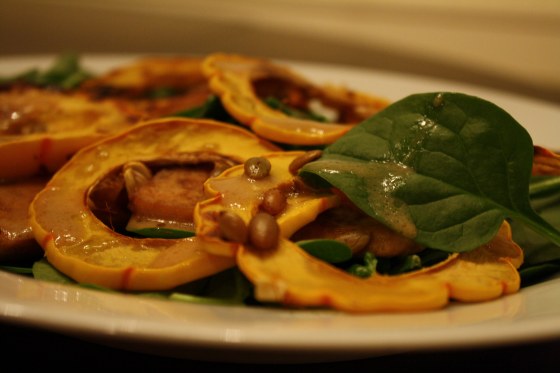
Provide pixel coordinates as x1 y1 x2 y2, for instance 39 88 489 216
300 92 560 253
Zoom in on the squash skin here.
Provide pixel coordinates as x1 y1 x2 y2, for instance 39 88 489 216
202 53 389 145
28 118 279 290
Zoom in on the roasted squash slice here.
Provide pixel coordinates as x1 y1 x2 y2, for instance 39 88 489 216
29 118 279 290
533 145 560 176
195 151 341 257
0 57 214 180
238 238 449 313
80 56 212 117
202 53 389 145
238 221 522 313
0 87 142 179
195 152 524 312
397 222 523 302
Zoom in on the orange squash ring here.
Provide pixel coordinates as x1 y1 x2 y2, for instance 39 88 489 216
29 118 279 291
202 53 389 145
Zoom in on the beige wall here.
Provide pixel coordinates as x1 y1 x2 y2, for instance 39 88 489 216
1 0 559 103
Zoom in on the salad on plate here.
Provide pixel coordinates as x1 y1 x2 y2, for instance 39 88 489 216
1 52 560 313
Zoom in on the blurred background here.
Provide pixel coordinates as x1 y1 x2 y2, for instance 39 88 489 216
1 0 559 104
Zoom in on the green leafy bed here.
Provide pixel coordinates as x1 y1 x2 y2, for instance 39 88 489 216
2 55 560 306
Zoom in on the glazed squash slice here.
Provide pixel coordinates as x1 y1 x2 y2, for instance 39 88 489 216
29 118 278 290
1 56 213 180
80 56 212 117
202 53 389 145
0 87 142 179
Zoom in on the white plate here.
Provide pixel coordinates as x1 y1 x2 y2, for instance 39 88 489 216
1 55 560 364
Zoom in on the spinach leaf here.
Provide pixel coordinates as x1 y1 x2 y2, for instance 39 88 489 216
510 189 560 269
170 267 253 305
296 239 353 263
375 254 422 275
32 258 74 284
346 252 377 278
1 53 92 89
301 92 560 253
519 262 560 287
529 175 560 198
264 97 328 122
127 227 195 239
27 258 255 304
173 95 239 124
0 264 34 276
